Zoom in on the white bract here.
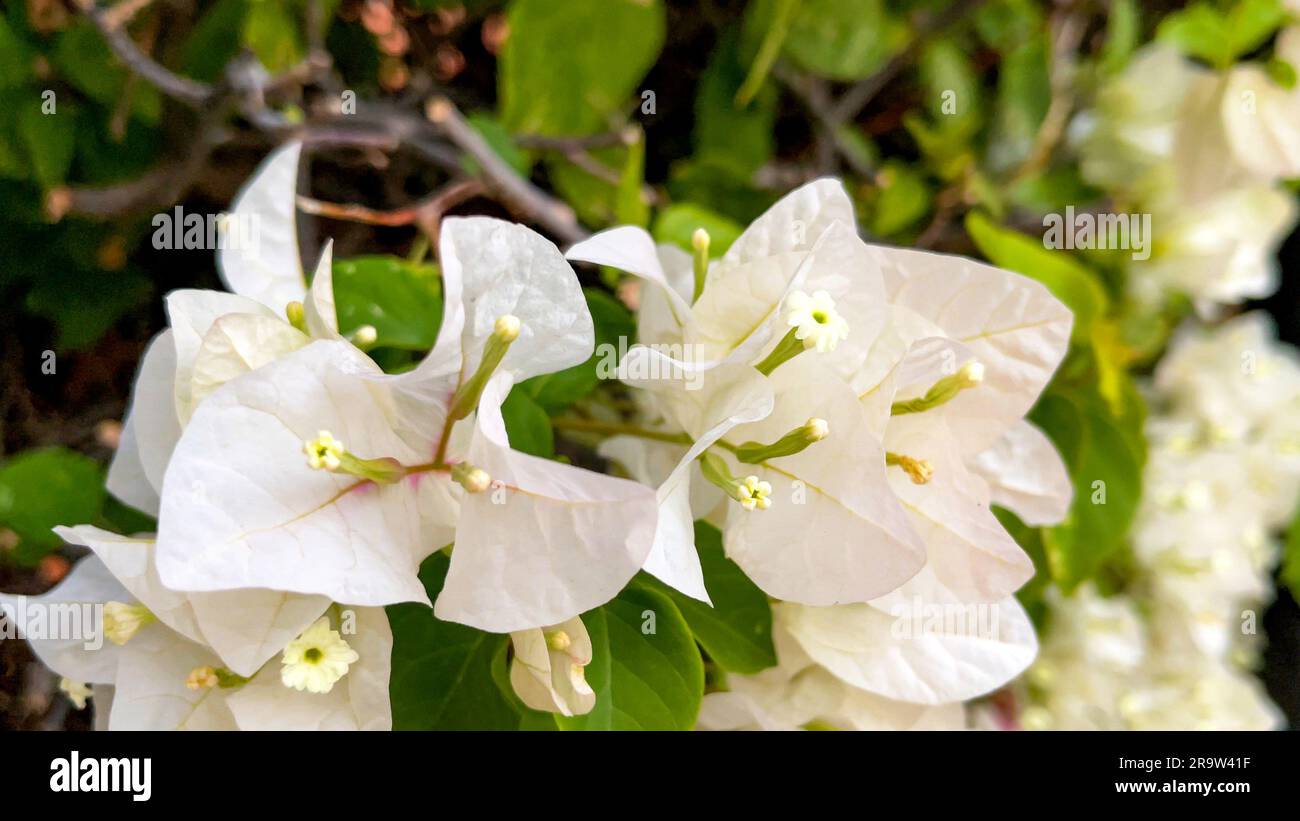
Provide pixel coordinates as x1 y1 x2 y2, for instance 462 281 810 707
0 554 391 730
508 617 596 716
154 213 657 636
107 141 343 523
572 179 1072 613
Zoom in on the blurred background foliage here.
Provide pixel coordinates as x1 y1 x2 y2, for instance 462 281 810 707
0 0 1297 729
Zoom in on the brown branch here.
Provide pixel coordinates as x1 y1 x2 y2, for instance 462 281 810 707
72 0 214 107
425 96 587 244
296 179 485 228
774 65 877 179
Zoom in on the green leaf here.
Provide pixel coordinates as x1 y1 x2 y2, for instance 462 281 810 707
500 0 665 136
501 388 554 458
1281 499 1300 601
652 203 744 256
465 112 533 177
615 130 649 228
777 0 907 81
1030 379 1146 592
1157 0 1285 68
974 0 1043 53
1099 0 1140 75
181 0 250 82
242 0 304 73
557 584 704 730
697 32 776 176
986 33 1050 173
994 506 1051 628
918 37 982 137
18 98 75 187
0 448 105 564
965 211 1108 344
869 161 932 237
54 21 161 124
387 552 536 730
547 144 645 229
735 0 796 106
331 256 443 351
0 14 32 89
25 266 151 350
641 522 776 674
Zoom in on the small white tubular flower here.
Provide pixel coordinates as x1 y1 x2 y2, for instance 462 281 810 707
60 678 92 710
737 476 773 511
508 616 595 716
303 430 345 471
185 666 219 691
280 617 360 694
784 290 849 353
103 601 155 646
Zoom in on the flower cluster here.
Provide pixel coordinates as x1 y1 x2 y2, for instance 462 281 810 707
0 147 1080 730
2 143 660 727
1072 32 1300 316
570 180 1072 729
1019 315 1300 730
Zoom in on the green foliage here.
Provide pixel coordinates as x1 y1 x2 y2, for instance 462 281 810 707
500 388 554 458
390 553 704 730
555 583 704 730
500 0 666 136
696 32 777 177
331 255 443 351
1282 501 1300 602
1157 0 1286 69
652 203 744 256
0 448 105 565
750 0 907 81
641 522 776 675
1030 377 1147 593
869 161 932 237
388 553 529 730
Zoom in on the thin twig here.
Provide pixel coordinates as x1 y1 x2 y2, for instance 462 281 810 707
72 0 214 107
296 179 485 228
425 96 587 244
1007 8 1086 187
515 130 635 152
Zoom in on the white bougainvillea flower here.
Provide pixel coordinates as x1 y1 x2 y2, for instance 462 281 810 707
1070 44 1203 193
156 216 657 634
54 525 327 678
570 181 922 605
106 141 342 519
508 616 595 716
1217 27 1300 184
969 420 1073 527
776 567 1038 705
696 620 965 731
0 556 390 730
1134 184 1297 317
